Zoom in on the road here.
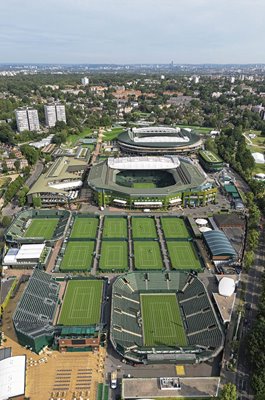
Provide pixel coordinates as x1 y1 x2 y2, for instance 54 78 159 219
235 226 265 400
25 160 44 188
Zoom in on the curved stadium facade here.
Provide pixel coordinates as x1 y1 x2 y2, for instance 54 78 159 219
88 156 217 208
117 126 202 154
110 271 224 364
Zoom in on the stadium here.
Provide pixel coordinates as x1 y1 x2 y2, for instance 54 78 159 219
117 126 203 154
88 156 217 208
12 270 107 353
110 271 224 364
5 209 71 245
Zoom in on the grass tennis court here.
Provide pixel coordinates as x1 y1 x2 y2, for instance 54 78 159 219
134 241 163 270
60 241 95 271
161 217 190 239
58 280 103 325
24 218 59 239
102 217 127 238
141 293 187 346
131 217 157 239
99 241 128 271
167 241 201 270
70 217 98 239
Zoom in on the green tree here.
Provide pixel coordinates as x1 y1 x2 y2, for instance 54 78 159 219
1 215 12 228
20 145 39 165
219 383 237 400
14 160 20 172
32 196 42 208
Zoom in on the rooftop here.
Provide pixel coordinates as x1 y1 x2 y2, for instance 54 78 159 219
107 156 180 170
203 230 237 258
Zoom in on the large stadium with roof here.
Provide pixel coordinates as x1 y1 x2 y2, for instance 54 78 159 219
110 271 224 364
88 156 217 208
117 126 203 154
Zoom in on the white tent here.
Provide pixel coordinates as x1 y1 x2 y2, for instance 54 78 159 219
195 218 208 226
199 226 212 233
218 277 235 297
252 152 265 164
0 355 26 400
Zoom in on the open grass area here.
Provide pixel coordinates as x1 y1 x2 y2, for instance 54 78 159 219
70 216 99 239
131 217 157 239
177 124 212 135
99 241 128 271
60 241 95 271
102 127 124 142
24 218 59 239
134 241 163 270
167 241 201 270
141 293 187 346
161 217 190 239
58 280 103 325
102 217 127 239
66 128 93 146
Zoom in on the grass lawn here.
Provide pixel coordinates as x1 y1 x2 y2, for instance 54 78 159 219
141 293 187 346
99 241 128 271
131 217 157 239
161 217 190 239
24 218 59 239
167 241 201 270
58 280 103 325
60 241 95 271
134 241 163 270
102 217 127 239
66 128 93 146
70 217 99 239
133 182 156 188
102 127 124 142
177 124 212 135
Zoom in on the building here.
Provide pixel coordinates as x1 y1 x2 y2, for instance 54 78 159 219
15 107 40 132
27 156 87 206
202 230 237 262
3 244 51 269
0 354 26 400
199 150 224 172
117 126 202 155
88 156 217 209
81 76 89 86
44 103 66 128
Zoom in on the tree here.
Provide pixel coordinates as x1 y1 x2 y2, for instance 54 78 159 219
20 145 39 165
14 160 20 172
32 196 42 208
219 383 237 400
1 215 12 228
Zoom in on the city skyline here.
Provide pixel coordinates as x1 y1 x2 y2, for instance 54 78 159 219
1 0 265 64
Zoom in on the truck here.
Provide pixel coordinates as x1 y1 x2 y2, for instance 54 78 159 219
110 370 117 389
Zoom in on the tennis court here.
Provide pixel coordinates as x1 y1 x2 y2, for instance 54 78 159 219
167 241 201 270
134 241 163 270
58 280 103 325
60 241 95 271
70 217 99 239
102 217 127 239
161 217 190 239
24 218 59 239
99 241 128 271
131 217 157 239
141 293 187 346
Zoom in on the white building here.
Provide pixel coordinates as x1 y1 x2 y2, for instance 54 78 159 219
44 103 66 127
15 108 40 132
81 76 89 86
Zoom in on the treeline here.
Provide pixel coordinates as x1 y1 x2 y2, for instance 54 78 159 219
248 273 265 399
244 193 261 269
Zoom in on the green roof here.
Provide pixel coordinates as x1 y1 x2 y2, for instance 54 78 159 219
199 150 223 163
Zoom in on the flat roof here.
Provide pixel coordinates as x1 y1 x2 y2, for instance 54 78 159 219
28 156 87 196
0 355 26 400
122 377 220 399
108 156 180 170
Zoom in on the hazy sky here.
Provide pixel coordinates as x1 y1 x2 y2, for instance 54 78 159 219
1 0 264 64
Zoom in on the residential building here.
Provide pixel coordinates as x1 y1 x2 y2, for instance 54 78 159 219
81 77 89 86
15 108 40 132
44 104 66 127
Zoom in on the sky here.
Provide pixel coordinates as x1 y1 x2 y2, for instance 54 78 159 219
1 0 265 64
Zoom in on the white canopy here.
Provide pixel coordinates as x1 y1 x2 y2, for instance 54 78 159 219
252 152 265 164
0 356 26 400
218 277 235 297
108 156 180 170
195 218 208 226
199 226 212 233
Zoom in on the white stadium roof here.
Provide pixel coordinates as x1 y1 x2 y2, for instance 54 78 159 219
134 136 189 143
132 126 181 134
0 355 26 400
4 244 45 264
218 277 235 297
195 218 208 226
108 156 180 170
